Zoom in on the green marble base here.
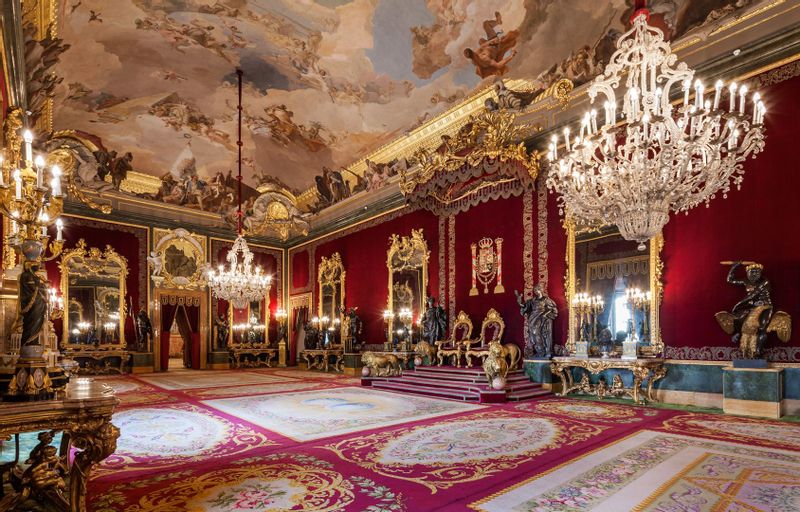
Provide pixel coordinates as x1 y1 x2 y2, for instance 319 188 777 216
523 360 553 384
723 366 784 418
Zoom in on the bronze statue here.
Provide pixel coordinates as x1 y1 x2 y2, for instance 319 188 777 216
214 314 229 349
515 285 557 359
715 261 791 359
303 321 319 350
18 261 49 347
421 296 447 345
134 308 154 352
340 306 363 351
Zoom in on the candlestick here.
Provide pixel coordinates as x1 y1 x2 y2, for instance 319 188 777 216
728 83 737 111
56 218 63 241
738 85 748 115
713 80 722 110
23 130 33 164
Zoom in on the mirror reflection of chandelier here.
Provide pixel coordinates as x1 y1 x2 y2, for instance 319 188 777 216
547 6 767 249
207 69 272 309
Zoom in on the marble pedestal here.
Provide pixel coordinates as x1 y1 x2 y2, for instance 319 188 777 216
723 366 784 418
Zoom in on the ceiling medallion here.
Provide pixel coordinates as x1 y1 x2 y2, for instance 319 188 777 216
546 8 766 248
207 69 271 309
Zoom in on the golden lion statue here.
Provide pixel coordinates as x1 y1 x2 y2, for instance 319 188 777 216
482 341 509 385
362 352 402 377
502 343 520 370
413 340 437 366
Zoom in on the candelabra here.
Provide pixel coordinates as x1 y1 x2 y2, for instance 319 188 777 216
625 288 652 342
397 308 413 351
0 108 69 401
382 309 394 350
275 308 288 366
571 292 605 343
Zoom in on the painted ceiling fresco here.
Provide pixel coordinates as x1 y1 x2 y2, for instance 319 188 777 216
49 0 760 220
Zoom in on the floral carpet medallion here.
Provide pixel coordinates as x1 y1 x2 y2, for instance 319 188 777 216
517 399 660 424
95 403 274 477
137 371 292 390
323 411 604 493
472 430 800 511
90 454 405 512
184 380 335 399
202 387 480 441
660 413 800 449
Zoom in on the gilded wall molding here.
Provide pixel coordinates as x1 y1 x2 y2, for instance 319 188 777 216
536 169 549 290
447 215 455 331
438 215 445 304
522 191 534 346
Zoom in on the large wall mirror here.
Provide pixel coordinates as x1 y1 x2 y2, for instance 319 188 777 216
59 240 128 350
229 298 269 347
318 252 345 340
566 223 663 356
386 229 429 336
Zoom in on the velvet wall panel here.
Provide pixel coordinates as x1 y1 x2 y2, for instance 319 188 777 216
291 249 310 293
660 74 800 360
313 209 440 344
44 216 147 347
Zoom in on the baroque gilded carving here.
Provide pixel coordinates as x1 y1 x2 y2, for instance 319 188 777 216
150 228 207 290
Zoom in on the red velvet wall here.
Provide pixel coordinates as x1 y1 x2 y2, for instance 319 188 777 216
44 216 147 346
313 209 440 344
452 195 526 345
546 193 570 352
660 74 800 360
291 249 310 293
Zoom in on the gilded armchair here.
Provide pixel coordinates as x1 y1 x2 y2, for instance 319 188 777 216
435 311 473 367
464 308 505 367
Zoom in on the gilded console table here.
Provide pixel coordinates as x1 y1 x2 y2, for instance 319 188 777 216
0 379 119 512
229 347 278 368
62 349 130 375
550 357 667 404
300 348 344 372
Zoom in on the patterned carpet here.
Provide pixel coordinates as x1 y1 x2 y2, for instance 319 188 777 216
70 368 800 511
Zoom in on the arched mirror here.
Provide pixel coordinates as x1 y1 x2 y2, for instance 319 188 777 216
566 222 663 357
386 229 429 339
59 239 128 350
318 252 345 342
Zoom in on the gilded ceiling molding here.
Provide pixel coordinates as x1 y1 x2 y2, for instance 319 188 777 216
743 56 800 89
447 215 455 331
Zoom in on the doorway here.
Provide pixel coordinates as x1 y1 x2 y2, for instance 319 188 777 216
154 290 208 372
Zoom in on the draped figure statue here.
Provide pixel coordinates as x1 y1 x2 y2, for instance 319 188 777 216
19 262 49 347
515 285 557 359
421 296 447 345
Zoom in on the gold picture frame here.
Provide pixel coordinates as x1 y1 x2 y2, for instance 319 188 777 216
317 252 346 336
386 229 429 338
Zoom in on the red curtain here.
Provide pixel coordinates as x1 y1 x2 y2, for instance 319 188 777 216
175 304 201 369
159 302 178 371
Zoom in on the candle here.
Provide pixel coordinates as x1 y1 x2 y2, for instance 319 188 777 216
34 155 45 188
56 218 63 241
630 88 639 118
738 85 748 114
23 130 33 164
590 109 597 134
563 127 571 152
713 80 722 110
550 136 557 160
683 80 690 108
694 80 703 108
14 169 21 200
728 83 737 111
653 88 662 115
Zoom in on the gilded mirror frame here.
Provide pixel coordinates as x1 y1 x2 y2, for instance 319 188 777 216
318 252 346 339
59 239 128 351
386 229 430 337
565 220 663 356
228 296 271 348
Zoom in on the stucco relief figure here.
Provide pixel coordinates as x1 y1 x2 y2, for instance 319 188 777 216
515 285 557 359
463 12 519 79
715 262 791 359
421 296 447 345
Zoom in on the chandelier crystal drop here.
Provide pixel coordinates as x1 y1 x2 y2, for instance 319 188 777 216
207 68 272 309
546 10 766 248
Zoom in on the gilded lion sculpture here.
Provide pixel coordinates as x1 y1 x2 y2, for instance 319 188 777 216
362 352 402 377
482 341 509 385
502 343 520 370
414 340 437 366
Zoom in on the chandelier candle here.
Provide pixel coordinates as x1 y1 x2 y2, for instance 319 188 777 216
546 10 767 248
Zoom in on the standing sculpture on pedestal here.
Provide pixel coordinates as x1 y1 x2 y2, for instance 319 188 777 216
515 285 557 359
340 307 362 352
421 296 447 345
715 261 791 359
134 308 154 352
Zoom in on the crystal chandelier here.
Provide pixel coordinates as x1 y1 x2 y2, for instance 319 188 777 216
546 7 766 248
208 69 272 309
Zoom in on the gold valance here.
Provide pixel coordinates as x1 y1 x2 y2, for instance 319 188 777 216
160 295 201 307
